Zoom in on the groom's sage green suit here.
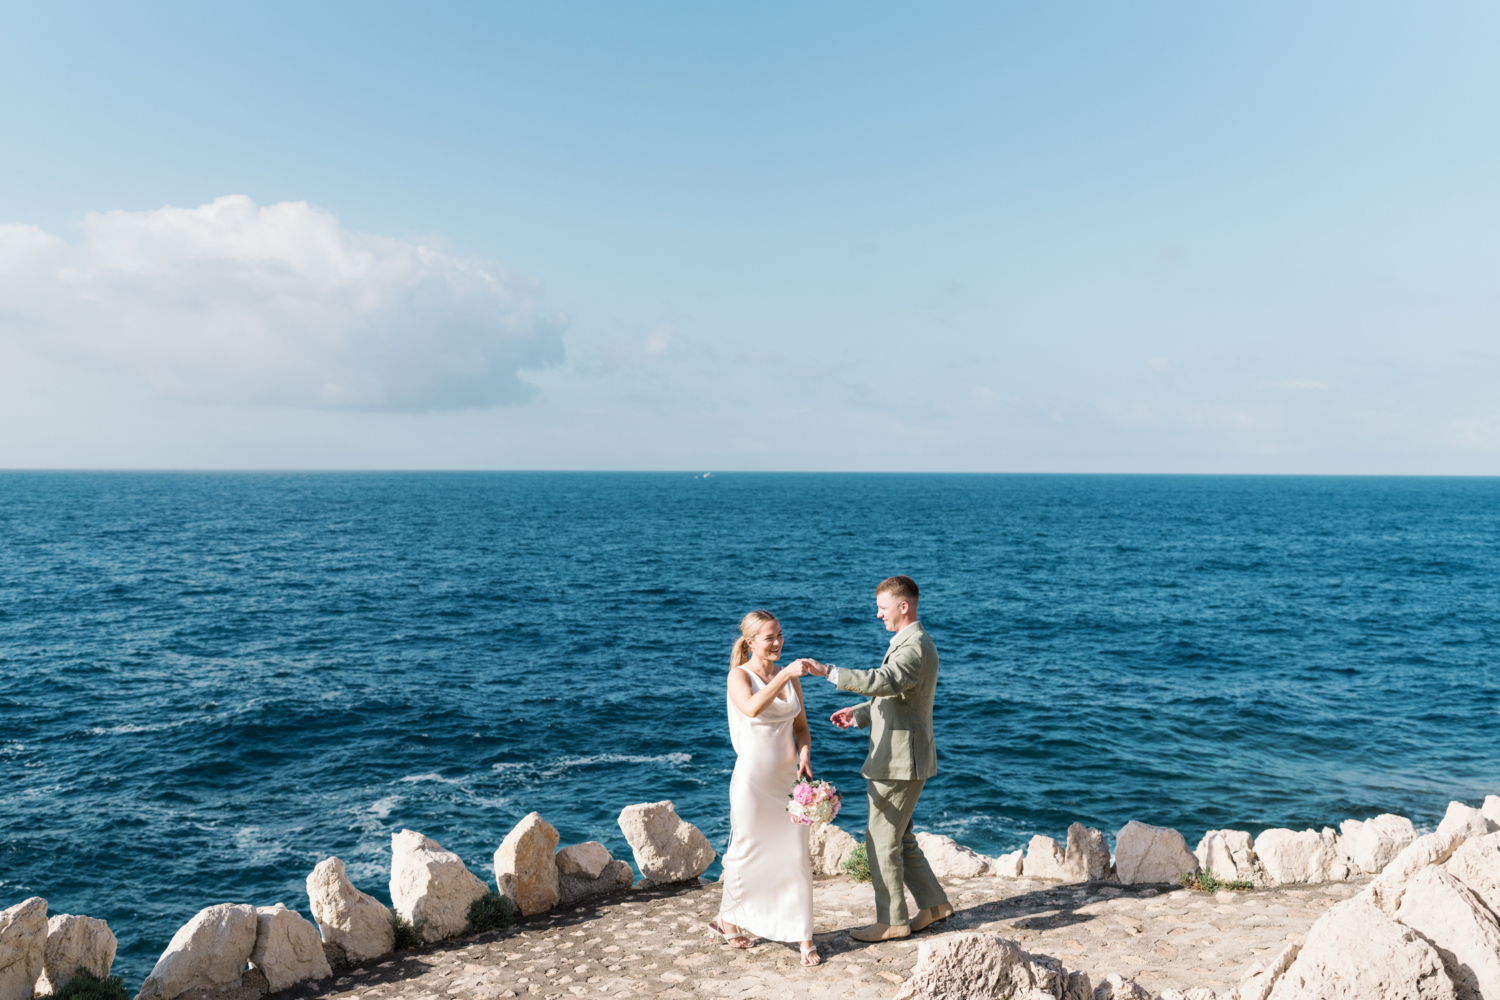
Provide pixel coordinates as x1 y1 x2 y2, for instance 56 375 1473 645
835 622 948 926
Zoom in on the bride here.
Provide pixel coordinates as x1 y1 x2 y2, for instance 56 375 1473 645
709 610 822 966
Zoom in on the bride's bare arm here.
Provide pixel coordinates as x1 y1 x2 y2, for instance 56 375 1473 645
728 659 813 718
791 679 812 778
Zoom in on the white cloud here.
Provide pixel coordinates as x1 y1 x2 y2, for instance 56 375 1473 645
0 196 563 411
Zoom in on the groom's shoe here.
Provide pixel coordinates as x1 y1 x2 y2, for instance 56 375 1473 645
848 922 911 942
910 902 954 932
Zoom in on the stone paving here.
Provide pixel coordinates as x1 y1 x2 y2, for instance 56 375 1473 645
282 873 1366 1000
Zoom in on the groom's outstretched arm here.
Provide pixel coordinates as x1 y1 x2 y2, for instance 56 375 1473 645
834 645 923 699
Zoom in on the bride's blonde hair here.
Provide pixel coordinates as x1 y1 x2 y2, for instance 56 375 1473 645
731 610 779 667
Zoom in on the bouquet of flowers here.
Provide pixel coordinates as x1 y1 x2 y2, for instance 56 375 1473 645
786 779 842 826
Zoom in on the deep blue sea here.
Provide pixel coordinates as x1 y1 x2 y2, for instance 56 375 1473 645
3 472 1498 986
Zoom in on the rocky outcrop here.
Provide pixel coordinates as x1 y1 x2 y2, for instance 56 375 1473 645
1265 898 1454 999
617 801 715 885
137 903 259 1000
1364 830 1467 913
1227 938 1302 1000
389 830 490 944
988 850 1025 878
1484 796 1500 829
1353 813 1418 875
808 824 860 877
1256 827 1349 885
1024 835 1068 880
1436 801 1497 841
1444 831 1500 916
0 897 47 1000
249 904 332 993
1093 972 1150 999
37 914 116 994
1113 821 1198 884
891 932 1086 1000
493 813 561 916
559 859 634 907
916 832 992 879
306 857 394 962
1393 865 1500 1000
556 842 611 879
1195 829 1263 885
1062 824 1112 883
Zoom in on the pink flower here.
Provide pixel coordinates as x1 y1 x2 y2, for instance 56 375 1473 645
793 783 817 805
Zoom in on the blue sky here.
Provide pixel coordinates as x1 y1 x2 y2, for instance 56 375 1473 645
1 2 1497 471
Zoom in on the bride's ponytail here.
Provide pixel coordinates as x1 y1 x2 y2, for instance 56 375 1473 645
731 609 779 667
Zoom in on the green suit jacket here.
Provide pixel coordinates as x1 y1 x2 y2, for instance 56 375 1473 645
836 622 939 780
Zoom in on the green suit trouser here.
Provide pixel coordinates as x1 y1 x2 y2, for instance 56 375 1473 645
865 778 948 925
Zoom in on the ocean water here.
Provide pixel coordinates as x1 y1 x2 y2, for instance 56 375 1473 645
2 472 1498 985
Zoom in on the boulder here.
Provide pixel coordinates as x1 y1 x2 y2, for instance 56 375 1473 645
891 932 1075 1000
1063 824 1113 883
1266 898 1454 1000
555 842 611 879
616 801 715 885
916 832 992 879
1393 865 1500 1000
249 904 332 993
305 857 394 962
1195 829 1263 884
493 813 561 916
0 897 47 1000
558 859 634 907
1444 831 1500 918
1093 973 1151 1000
808 824 860 877
138 903 259 1000
1353 813 1418 875
1157 991 1217 1000
1227 938 1302 1000
37 914 116 994
1113 821 1198 885
1256 828 1349 885
389 829 489 943
1436 801 1496 841
1484 796 1500 829
1364 830 1467 914
988 850 1025 878
1024 835 1067 880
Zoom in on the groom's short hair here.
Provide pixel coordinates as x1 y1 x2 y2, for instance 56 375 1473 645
876 575 919 604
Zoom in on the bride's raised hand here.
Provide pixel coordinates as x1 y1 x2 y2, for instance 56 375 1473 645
783 658 812 679
796 745 813 780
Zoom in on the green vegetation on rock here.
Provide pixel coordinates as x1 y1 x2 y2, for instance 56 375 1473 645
842 843 871 882
391 912 424 950
1180 868 1253 892
466 892 518 934
51 970 130 1000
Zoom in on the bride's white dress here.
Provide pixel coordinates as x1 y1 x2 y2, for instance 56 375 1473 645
717 666 813 942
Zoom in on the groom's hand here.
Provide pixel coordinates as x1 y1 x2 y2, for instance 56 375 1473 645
802 660 828 677
829 707 858 729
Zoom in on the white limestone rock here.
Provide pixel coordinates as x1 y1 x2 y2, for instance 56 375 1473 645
1364 830 1468 914
1393 865 1500 1000
555 841 611 879
988 850 1025 878
1444 831 1500 918
916 832 993 879
306 857 393 962
891 931 1074 1000
1024 835 1067 880
389 830 489 944
1266 898 1454 1000
1256 827 1349 885
1483 796 1500 829
1113 821 1198 885
616 801 715 885
0 897 47 1000
1195 829 1263 885
248 904 331 993
1227 938 1302 1000
1093 973 1151 1000
1436 801 1497 841
137 903 259 1000
494 813 560 916
558 859 633 907
1157 991 1217 1000
1063 824 1113 883
37 914 116 994
1353 813 1419 875
808 824 860 877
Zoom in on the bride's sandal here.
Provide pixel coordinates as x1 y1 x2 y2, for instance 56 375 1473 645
709 919 754 949
800 942 822 966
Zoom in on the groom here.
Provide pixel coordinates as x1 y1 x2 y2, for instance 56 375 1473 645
808 575 953 941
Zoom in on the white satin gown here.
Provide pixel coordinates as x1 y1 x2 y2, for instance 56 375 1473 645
717 665 814 942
